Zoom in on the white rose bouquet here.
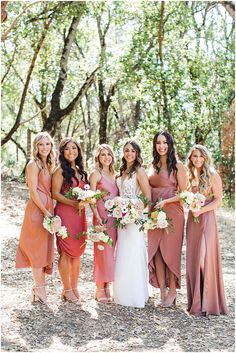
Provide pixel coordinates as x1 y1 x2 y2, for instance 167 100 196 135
43 215 70 239
65 184 108 206
179 190 206 222
77 226 113 251
137 208 170 232
104 196 144 228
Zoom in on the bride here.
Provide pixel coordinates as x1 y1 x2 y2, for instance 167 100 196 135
113 140 151 308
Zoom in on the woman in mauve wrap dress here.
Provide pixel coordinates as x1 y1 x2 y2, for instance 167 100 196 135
89 144 118 303
16 132 56 303
52 137 88 303
148 131 187 307
186 144 227 316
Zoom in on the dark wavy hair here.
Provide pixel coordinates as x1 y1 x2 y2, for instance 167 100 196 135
152 131 177 176
119 140 143 178
59 137 88 186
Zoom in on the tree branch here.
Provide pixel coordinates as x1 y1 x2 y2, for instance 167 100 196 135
1 1 42 41
50 15 83 112
219 1 235 20
1 16 53 146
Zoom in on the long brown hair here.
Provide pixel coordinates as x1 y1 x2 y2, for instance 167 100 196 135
119 140 143 178
58 137 88 186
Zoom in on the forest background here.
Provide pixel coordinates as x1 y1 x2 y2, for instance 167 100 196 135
1 2 235 352
1 0 235 203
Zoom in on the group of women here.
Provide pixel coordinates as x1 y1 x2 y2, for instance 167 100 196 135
15 130 228 317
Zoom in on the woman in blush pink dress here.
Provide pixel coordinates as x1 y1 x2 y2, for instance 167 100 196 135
148 131 187 307
89 144 118 303
52 138 88 303
16 132 56 303
186 144 227 316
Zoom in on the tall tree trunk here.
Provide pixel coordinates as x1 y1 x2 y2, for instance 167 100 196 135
43 15 99 136
157 1 170 131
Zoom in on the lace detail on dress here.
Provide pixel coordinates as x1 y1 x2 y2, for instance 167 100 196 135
117 173 140 198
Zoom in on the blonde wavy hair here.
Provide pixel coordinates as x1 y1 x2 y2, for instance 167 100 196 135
32 131 55 173
186 144 215 195
94 144 115 174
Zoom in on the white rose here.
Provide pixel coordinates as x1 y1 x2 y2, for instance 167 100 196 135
104 199 114 210
99 234 109 243
114 197 123 206
123 214 132 224
85 190 96 198
158 220 168 229
120 198 129 207
157 211 167 222
58 226 68 239
113 208 123 219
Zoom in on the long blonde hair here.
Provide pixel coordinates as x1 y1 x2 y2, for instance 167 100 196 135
186 144 215 194
32 132 55 173
94 144 115 174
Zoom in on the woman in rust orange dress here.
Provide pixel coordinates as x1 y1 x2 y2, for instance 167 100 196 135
148 131 187 307
52 138 88 303
186 144 227 316
16 132 56 303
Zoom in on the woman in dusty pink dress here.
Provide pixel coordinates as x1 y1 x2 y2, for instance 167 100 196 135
186 144 227 316
52 138 88 303
89 144 118 303
16 132 56 303
148 131 187 307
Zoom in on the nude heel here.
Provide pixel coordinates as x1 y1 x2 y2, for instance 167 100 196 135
31 285 47 304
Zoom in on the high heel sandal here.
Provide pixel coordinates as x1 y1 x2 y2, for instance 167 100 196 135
31 285 47 304
104 284 113 303
61 289 80 303
159 287 168 305
72 288 81 302
95 289 108 303
161 291 177 308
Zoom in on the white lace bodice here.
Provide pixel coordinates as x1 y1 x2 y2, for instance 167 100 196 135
116 172 141 198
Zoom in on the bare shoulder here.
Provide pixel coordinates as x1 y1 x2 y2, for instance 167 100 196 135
176 161 187 172
26 160 39 173
211 172 222 184
136 167 148 178
89 169 101 181
53 166 63 177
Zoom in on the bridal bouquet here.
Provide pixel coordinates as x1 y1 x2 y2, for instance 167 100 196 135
77 226 113 251
137 208 170 232
179 191 206 223
43 215 69 239
104 196 144 228
65 184 108 205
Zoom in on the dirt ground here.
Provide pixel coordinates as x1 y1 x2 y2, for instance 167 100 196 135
1 178 235 352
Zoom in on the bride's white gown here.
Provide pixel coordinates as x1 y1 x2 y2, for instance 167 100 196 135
113 172 149 308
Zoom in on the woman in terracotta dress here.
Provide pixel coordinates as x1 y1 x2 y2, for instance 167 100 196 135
148 131 187 307
186 144 227 316
16 132 56 303
89 144 118 303
52 137 88 303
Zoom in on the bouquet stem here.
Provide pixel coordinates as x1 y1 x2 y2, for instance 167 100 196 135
193 216 199 223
